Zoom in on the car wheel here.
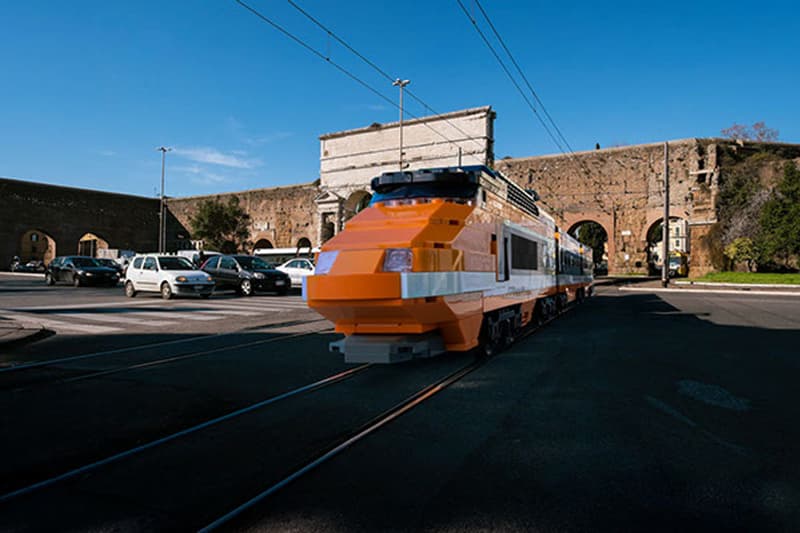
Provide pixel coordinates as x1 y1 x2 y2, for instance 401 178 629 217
45 273 55 286
125 281 137 298
73 274 81 287
161 282 173 300
239 279 253 296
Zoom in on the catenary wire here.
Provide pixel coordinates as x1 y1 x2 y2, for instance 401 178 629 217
234 0 486 165
456 0 610 213
472 0 602 190
285 0 490 156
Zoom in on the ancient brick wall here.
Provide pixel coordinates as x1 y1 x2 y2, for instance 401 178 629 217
0 177 162 268
167 183 319 251
497 138 800 276
497 139 721 275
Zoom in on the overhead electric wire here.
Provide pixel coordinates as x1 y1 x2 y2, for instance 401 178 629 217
455 0 568 155
234 0 486 165
473 0 579 160
285 0 489 156
456 0 610 213
472 0 599 187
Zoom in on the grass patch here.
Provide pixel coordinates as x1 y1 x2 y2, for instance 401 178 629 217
688 272 800 285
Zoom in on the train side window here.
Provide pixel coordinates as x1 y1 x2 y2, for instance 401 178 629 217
511 234 538 270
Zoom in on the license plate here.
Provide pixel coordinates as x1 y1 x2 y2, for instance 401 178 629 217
194 285 203 291
275 280 285 286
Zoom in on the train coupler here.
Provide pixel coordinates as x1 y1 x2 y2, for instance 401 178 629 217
329 332 446 364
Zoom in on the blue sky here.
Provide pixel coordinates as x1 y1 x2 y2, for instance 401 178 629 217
2 1 798 198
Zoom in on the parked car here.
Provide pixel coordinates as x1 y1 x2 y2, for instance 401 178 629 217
177 249 222 268
276 257 315 287
202 254 290 296
45 256 120 287
95 257 125 275
124 254 214 299
10 258 45 273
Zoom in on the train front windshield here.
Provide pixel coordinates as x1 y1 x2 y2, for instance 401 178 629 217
370 182 478 205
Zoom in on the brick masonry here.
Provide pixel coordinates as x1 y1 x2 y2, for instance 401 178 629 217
497 138 800 275
4 126 800 275
166 183 319 252
0 177 163 267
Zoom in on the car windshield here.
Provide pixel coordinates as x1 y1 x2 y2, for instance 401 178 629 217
97 259 116 266
370 182 478 204
158 257 194 270
72 257 99 267
669 257 682 266
235 256 273 270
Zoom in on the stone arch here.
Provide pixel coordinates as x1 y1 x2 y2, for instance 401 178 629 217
253 238 274 252
296 237 312 250
644 216 689 274
77 232 109 257
567 220 609 272
320 214 336 244
342 190 372 222
19 229 57 264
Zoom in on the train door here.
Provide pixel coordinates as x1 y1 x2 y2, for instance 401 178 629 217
495 223 511 282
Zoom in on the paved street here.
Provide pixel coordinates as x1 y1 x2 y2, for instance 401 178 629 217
0 272 317 339
0 280 799 531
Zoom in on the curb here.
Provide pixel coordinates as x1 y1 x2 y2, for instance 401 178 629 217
0 323 54 349
618 286 800 297
676 281 800 289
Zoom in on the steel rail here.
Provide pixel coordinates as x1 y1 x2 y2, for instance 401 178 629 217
6 328 334 394
0 363 372 505
198 359 484 532
0 317 328 375
198 295 590 531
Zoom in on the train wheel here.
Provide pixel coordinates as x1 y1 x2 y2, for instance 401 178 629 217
480 314 502 358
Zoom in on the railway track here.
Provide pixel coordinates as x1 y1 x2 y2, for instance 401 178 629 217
0 318 331 392
0 300 586 530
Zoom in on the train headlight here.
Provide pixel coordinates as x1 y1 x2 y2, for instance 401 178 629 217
383 248 413 272
315 251 339 275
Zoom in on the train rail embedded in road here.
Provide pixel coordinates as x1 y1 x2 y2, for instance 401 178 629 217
0 362 372 505
199 301 585 531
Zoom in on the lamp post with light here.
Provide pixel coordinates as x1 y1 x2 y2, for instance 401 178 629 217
156 146 172 253
392 78 410 170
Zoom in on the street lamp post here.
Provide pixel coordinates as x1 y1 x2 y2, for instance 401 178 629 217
393 78 410 170
156 146 172 253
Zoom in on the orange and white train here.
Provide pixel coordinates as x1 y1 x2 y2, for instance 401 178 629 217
305 165 593 363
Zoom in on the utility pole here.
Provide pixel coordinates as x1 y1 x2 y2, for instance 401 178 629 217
156 146 172 253
662 142 669 287
393 78 410 170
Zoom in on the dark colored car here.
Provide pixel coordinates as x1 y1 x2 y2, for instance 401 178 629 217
95 258 124 275
45 256 120 287
10 258 45 272
201 254 290 296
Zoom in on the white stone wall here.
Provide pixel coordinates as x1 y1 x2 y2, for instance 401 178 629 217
319 106 494 189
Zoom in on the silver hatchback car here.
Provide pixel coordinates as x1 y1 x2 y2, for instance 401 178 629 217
124 254 215 299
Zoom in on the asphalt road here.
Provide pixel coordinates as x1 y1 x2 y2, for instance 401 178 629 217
0 278 798 531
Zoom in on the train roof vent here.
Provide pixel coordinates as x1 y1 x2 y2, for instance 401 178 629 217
371 166 483 192
506 185 539 217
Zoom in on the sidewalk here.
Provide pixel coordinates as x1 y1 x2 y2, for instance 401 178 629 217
614 277 800 296
0 318 50 348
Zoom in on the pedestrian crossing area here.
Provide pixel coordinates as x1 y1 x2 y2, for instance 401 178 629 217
0 296 312 335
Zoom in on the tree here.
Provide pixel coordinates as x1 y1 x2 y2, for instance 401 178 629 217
724 237 757 271
721 121 779 142
574 222 607 265
189 197 251 253
758 162 800 268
